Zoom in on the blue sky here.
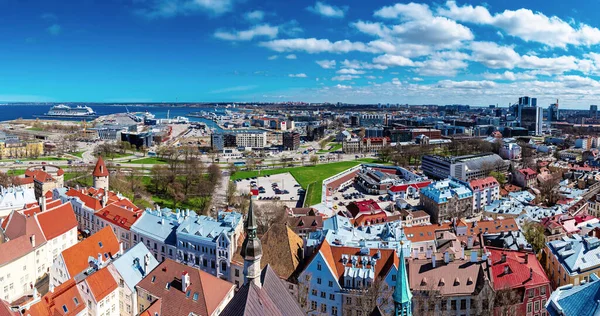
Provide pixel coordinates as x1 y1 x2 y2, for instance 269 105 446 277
2 0 600 108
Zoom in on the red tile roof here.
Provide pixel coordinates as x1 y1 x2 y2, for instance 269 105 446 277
314 240 398 282
85 268 118 301
96 203 142 230
60 226 120 278
36 202 78 240
0 299 18 316
518 168 537 177
22 199 62 217
93 157 109 177
65 188 102 210
389 180 432 193
26 279 86 316
137 259 235 316
346 199 382 218
486 247 550 291
24 169 55 183
469 176 499 191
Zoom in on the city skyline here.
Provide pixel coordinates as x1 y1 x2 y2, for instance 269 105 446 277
3 1 600 108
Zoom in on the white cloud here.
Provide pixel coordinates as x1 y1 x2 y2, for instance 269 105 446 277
335 84 352 89
372 54 414 67
439 0 600 47
289 73 307 78
483 71 536 81
260 38 386 54
307 1 345 18
268 55 278 60
392 78 402 85
518 55 580 74
336 68 365 75
135 0 236 18
365 75 377 79
413 77 423 81
374 3 432 20
414 51 469 77
437 80 497 89
244 10 264 22
285 54 297 59
332 75 359 81
214 24 279 41
316 60 336 69
470 41 521 69
47 24 61 36
341 59 388 70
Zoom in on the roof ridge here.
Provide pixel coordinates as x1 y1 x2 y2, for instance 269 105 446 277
195 269 210 316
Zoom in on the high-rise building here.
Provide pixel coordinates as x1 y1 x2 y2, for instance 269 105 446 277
591 105 598 119
548 102 559 122
520 106 543 135
283 131 300 150
519 96 537 107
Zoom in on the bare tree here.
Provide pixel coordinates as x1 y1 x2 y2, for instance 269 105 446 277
309 155 319 166
352 277 394 316
253 202 286 235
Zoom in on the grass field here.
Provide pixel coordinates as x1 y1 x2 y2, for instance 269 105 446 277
6 169 25 176
128 157 168 164
317 143 343 154
232 160 370 205
0 156 69 162
70 151 85 158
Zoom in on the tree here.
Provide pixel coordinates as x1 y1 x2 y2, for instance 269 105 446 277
253 202 286 235
0 171 19 188
538 173 561 206
522 221 546 253
167 182 186 209
352 277 394 316
309 155 319 165
378 145 394 163
226 180 237 205
358 128 366 139
207 163 221 184
489 171 507 185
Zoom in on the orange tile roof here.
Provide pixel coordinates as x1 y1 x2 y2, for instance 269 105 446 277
139 299 162 316
36 202 78 240
486 247 550 291
96 203 142 230
469 176 499 191
85 268 118 301
314 240 398 281
22 199 62 217
93 157 109 177
60 226 120 278
25 169 55 183
65 188 102 210
26 279 86 316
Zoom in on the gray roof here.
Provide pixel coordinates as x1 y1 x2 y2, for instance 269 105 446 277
130 209 184 246
219 265 304 316
111 243 159 292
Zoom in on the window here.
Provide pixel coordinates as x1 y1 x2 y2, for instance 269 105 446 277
151 276 155 283
329 294 335 301
529 289 534 298
186 290 191 298
535 301 540 312
332 306 338 315
317 262 322 271
99 241 103 248
451 300 457 311
312 289 317 296
320 292 326 298
193 293 199 301
541 286 546 296
165 282 171 290
317 278 322 284
328 281 333 287
460 299 466 310
321 304 327 313
527 303 532 313
310 301 317 310
235 269 239 277
346 297 351 305
392 274 396 281
73 298 79 306
62 305 68 313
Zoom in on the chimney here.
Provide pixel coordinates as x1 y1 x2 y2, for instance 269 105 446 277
500 253 507 263
470 251 478 263
524 254 529 264
161 218 165 225
102 194 108 208
467 236 474 248
182 271 190 292
460 247 465 260
503 265 510 275
119 242 124 255
444 252 450 264
30 234 36 248
432 255 436 268
97 253 103 267
143 254 150 275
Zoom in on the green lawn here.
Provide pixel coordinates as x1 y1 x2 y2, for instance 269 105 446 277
232 160 366 206
64 173 93 186
317 143 343 154
69 151 85 158
0 156 69 162
27 127 44 131
128 157 168 164
7 169 25 176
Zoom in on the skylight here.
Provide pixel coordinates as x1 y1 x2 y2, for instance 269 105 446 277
99 241 103 248
73 297 79 306
62 305 68 313
193 293 199 301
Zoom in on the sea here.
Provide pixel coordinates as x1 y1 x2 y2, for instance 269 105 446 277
0 104 224 131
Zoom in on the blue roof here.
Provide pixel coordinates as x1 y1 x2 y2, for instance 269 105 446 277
111 243 159 292
547 274 600 316
547 235 600 276
421 178 473 204
177 211 242 242
130 208 187 246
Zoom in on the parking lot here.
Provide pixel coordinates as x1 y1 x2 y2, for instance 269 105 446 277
330 182 393 208
235 172 304 202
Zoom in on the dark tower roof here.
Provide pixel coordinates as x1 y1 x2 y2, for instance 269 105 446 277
241 197 262 259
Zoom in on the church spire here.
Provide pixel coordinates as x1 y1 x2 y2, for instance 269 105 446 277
241 195 262 287
393 242 412 316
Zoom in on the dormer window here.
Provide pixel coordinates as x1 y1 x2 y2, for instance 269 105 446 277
73 297 79 306
99 242 103 248
62 305 68 313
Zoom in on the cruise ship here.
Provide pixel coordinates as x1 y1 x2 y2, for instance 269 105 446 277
36 104 98 120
